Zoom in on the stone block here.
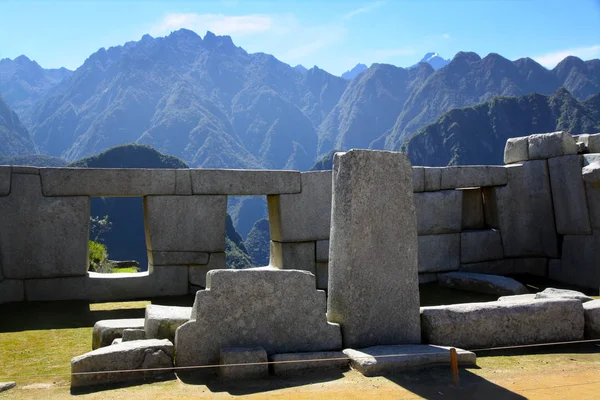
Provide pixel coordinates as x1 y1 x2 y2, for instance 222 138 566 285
190 169 301 195
423 167 442 191
315 240 329 262
548 155 592 234
583 300 600 339
460 229 503 263
459 258 547 277
316 262 328 290
327 150 421 348
412 167 425 192
175 268 342 367
92 319 145 350
534 288 594 303
418 234 460 273
553 234 600 289
420 298 584 349
528 131 578 160
122 329 146 342
0 382 16 393
504 136 529 164
71 339 174 388
418 273 438 284
495 161 558 258
497 294 537 302
583 161 600 183
144 195 226 253
145 305 192 342
461 188 484 230
440 166 507 189
0 280 24 304
11 166 39 174
41 168 191 196
586 133 600 153
268 171 331 242
586 182 600 229
270 351 348 375
415 190 462 235
0 174 89 279
0 166 10 196
188 252 226 288
438 272 529 295
344 345 476 377
270 241 315 274
149 251 209 266
219 347 268 379
481 186 499 228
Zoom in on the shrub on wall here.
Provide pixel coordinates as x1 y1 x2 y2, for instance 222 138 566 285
88 240 114 273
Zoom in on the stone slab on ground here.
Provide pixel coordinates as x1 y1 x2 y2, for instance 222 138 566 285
92 318 145 350
190 169 301 195
122 329 146 342
420 298 584 349
497 294 537 302
269 241 316 273
440 166 507 189
145 305 192 342
188 253 226 288
269 351 348 376
0 382 16 393
418 234 460 273
0 280 24 304
219 347 268 379
460 230 503 263
534 288 594 303
583 300 600 339
504 136 529 164
343 345 476 377
71 339 174 388
438 272 529 296
415 190 462 235
528 131 578 160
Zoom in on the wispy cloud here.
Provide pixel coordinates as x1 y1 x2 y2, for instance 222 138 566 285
442 33 451 39
533 45 600 68
343 1 385 20
150 13 273 37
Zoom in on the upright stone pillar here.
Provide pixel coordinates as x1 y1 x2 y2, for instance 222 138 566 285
327 150 421 348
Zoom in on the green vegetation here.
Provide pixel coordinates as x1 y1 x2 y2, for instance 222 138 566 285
225 237 254 269
245 218 270 266
67 143 189 169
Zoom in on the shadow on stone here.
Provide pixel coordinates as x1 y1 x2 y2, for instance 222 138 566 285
69 373 176 395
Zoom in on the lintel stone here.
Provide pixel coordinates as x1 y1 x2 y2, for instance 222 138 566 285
528 131 578 160
440 166 507 189
191 169 301 195
149 251 209 266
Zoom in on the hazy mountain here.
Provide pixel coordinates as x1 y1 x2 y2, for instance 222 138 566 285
245 218 270 266
294 64 308 73
0 154 66 167
341 63 368 80
402 88 600 166
410 52 450 70
0 95 37 156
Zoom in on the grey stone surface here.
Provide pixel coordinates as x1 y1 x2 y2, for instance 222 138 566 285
418 234 460 273
534 287 594 303
343 345 476 377
316 262 329 290
0 381 16 393
144 195 226 253
460 230 503 263
316 240 329 262
122 329 146 342
461 188 485 230
423 167 442 191
270 241 316 273
0 280 24 304
270 351 348 375
415 190 462 235
586 182 600 229
586 133 600 153
71 339 174 388
497 294 537 302
440 166 507 189
11 166 40 175
0 174 89 279
149 251 209 266
583 154 600 183
504 136 529 164
219 347 268 379
111 338 123 345
418 273 438 284
548 155 592 234
0 166 10 196
553 234 600 289
495 161 558 258
145 305 192 342
459 258 547 277
412 167 425 192
92 319 145 350
268 171 332 242
481 186 499 228
189 253 226 288
438 272 529 295
327 150 421 348
583 300 600 338
41 168 191 196
421 298 584 349
175 268 341 367
528 131 578 160
191 169 301 195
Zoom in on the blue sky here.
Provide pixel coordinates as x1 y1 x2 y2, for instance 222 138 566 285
1 0 599 75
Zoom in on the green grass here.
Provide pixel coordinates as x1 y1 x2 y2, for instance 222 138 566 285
112 267 140 273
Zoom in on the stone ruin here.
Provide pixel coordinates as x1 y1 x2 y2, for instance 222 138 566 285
1 131 600 388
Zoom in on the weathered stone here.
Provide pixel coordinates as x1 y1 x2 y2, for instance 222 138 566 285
586 182 600 229
122 329 146 342
316 262 328 290
92 319 145 350
582 154 600 183
219 347 268 379
577 133 600 154
0 166 10 196
412 167 425 192
418 273 438 284
270 351 348 375
504 136 529 164
343 345 476 377
423 167 442 191
188 252 226 288
71 339 174 388
481 186 499 228
418 234 460 273
175 268 341 367
0 280 24 304
415 190 462 235
534 287 594 303
41 168 191 196
0 174 89 279
440 166 507 189
438 272 529 295
316 240 329 262
461 188 484 230
145 305 192 342
553 234 600 289
497 294 537 302
144 195 226 253
149 251 209 266
495 161 558 258
528 131 578 160
269 241 315 274
548 155 592 234
460 230 503 263
0 381 16 393
327 150 421 348
421 298 584 349
460 258 547 277
11 166 40 174
111 338 123 345
268 171 331 242
191 169 301 195
583 300 600 338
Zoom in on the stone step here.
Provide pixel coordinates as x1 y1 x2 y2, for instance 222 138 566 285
92 318 145 349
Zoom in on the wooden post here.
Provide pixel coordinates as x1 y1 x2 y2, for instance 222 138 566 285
450 348 460 387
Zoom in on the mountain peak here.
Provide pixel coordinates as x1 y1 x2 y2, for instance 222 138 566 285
203 30 236 51
341 63 368 80
294 64 308 73
451 51 481 63
408 52 450 70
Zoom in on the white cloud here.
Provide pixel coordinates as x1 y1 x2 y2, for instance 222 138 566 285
150 13 273 37
533 45 600 68
442 33 451 39
343 1 385 20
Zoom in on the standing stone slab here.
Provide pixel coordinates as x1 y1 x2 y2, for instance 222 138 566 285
583 300 600 339
438 272 529 296
528 131 578 160
144 195 226 253
461 188 485 230
191 169 301 195
269 241 316 274
175 268 341 367
440 166 507 189
415 190 463 235
412 167 425 192
548 155 592 234
145 305 192 342
418 234 460 273
460 230 503 263
0 166 10 196
504 136 529 164
188 252 226 288
327 150 421 348
220 347 268 379
0 174 90 279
